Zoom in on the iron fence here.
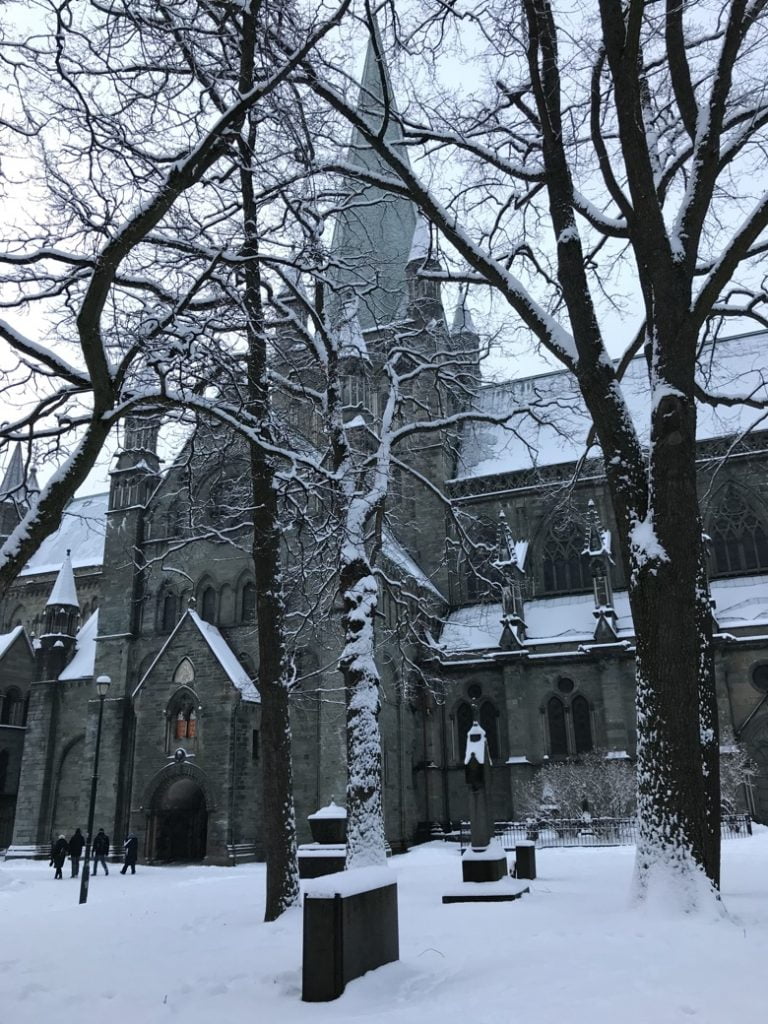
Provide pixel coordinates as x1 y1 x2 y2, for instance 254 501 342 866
448 813 752 851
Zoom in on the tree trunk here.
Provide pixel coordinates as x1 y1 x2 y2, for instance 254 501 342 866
240 3 298 920
626 320 720 905
339 556 387 868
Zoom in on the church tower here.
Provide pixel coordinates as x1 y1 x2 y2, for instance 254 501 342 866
37 550 80 679
96 411 161 687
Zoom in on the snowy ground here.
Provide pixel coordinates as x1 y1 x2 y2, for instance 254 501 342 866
1 831 766 1024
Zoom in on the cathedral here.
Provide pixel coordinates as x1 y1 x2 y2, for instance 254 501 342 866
2 40 768 864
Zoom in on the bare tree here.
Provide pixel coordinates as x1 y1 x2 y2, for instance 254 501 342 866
0 0 350 921
303 0 768 906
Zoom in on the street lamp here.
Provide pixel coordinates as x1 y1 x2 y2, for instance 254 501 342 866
79 674 111 905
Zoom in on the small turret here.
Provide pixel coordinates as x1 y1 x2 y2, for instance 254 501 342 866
583 500 618 641
406 215 444 322
38 549 80 678
451 297 481 390
111 411 161 512
493 511 528 651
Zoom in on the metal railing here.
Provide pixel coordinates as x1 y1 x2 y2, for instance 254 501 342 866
447 813 752 851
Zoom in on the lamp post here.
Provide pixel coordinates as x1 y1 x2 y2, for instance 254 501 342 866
79 674 111 905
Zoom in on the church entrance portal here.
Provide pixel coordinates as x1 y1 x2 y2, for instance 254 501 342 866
151 777 208 862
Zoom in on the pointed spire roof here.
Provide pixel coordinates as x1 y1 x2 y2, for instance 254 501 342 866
408 215 432 265
328 21 416 331
0 444 26 501
493 511 528 571
46 549 80 608
583 499 611 559
452 299 477 336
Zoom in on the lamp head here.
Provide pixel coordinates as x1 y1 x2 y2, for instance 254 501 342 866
96 675 111 698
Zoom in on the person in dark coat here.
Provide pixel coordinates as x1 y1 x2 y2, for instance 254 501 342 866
69 828 85 878
50 835 69 879
121 832 138 875
92 828 110 876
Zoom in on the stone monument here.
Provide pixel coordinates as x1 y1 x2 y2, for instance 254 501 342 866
461 719 508 882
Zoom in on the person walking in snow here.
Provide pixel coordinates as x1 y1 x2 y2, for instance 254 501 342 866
121 832 138 875
69 827 85 877
92 828 110 875
50 835 69 880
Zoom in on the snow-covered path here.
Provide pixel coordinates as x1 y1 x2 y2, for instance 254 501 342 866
1 832 765 1024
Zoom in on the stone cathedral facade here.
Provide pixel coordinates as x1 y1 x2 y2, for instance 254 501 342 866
3 42 768 862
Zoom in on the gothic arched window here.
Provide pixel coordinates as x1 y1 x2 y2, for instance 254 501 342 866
542 518 592 594
1 688 24 727
201 586 217 623
547 696 569 757
167 690 198 748
572 695 593 754
479 700 499 760
709 488 768 578
455 701 474 761
240 582 257 624
160 591 178 634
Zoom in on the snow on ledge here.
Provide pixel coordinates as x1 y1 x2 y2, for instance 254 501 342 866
304 866 395 900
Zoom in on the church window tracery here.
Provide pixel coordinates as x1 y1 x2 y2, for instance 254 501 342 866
159 590 178 634
546 696 569 757
240 582 257 624
201 586 217 623
709 487 768 577
541 517 592 594
167 689 198 748
0 688 25 727
545 688 593 757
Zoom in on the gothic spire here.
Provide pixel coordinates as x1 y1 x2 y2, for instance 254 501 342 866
493 511 528 651
583 500 618 642
452 298 477 337
327 23 416 332
46 549 80 610
0 444 26 501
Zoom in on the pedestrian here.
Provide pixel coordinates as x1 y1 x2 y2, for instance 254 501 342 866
69 827 85 877
121 832 138 875
92 828 110 875
50 835 69 880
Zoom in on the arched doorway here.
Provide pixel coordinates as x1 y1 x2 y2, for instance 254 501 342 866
151 777 208 862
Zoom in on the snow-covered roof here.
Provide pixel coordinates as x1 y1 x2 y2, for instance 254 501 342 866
134 610 259 702
59 611 98 681
381 528 445 601
46 551 80 608
454 333 768 482
0 624 31 661
20 493 108 577
187 611 259 702
440 573 768 654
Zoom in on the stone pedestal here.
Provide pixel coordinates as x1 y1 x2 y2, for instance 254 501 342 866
298 843 346 878
461 840 508 883
299 801 347 878
302 867 399 1002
